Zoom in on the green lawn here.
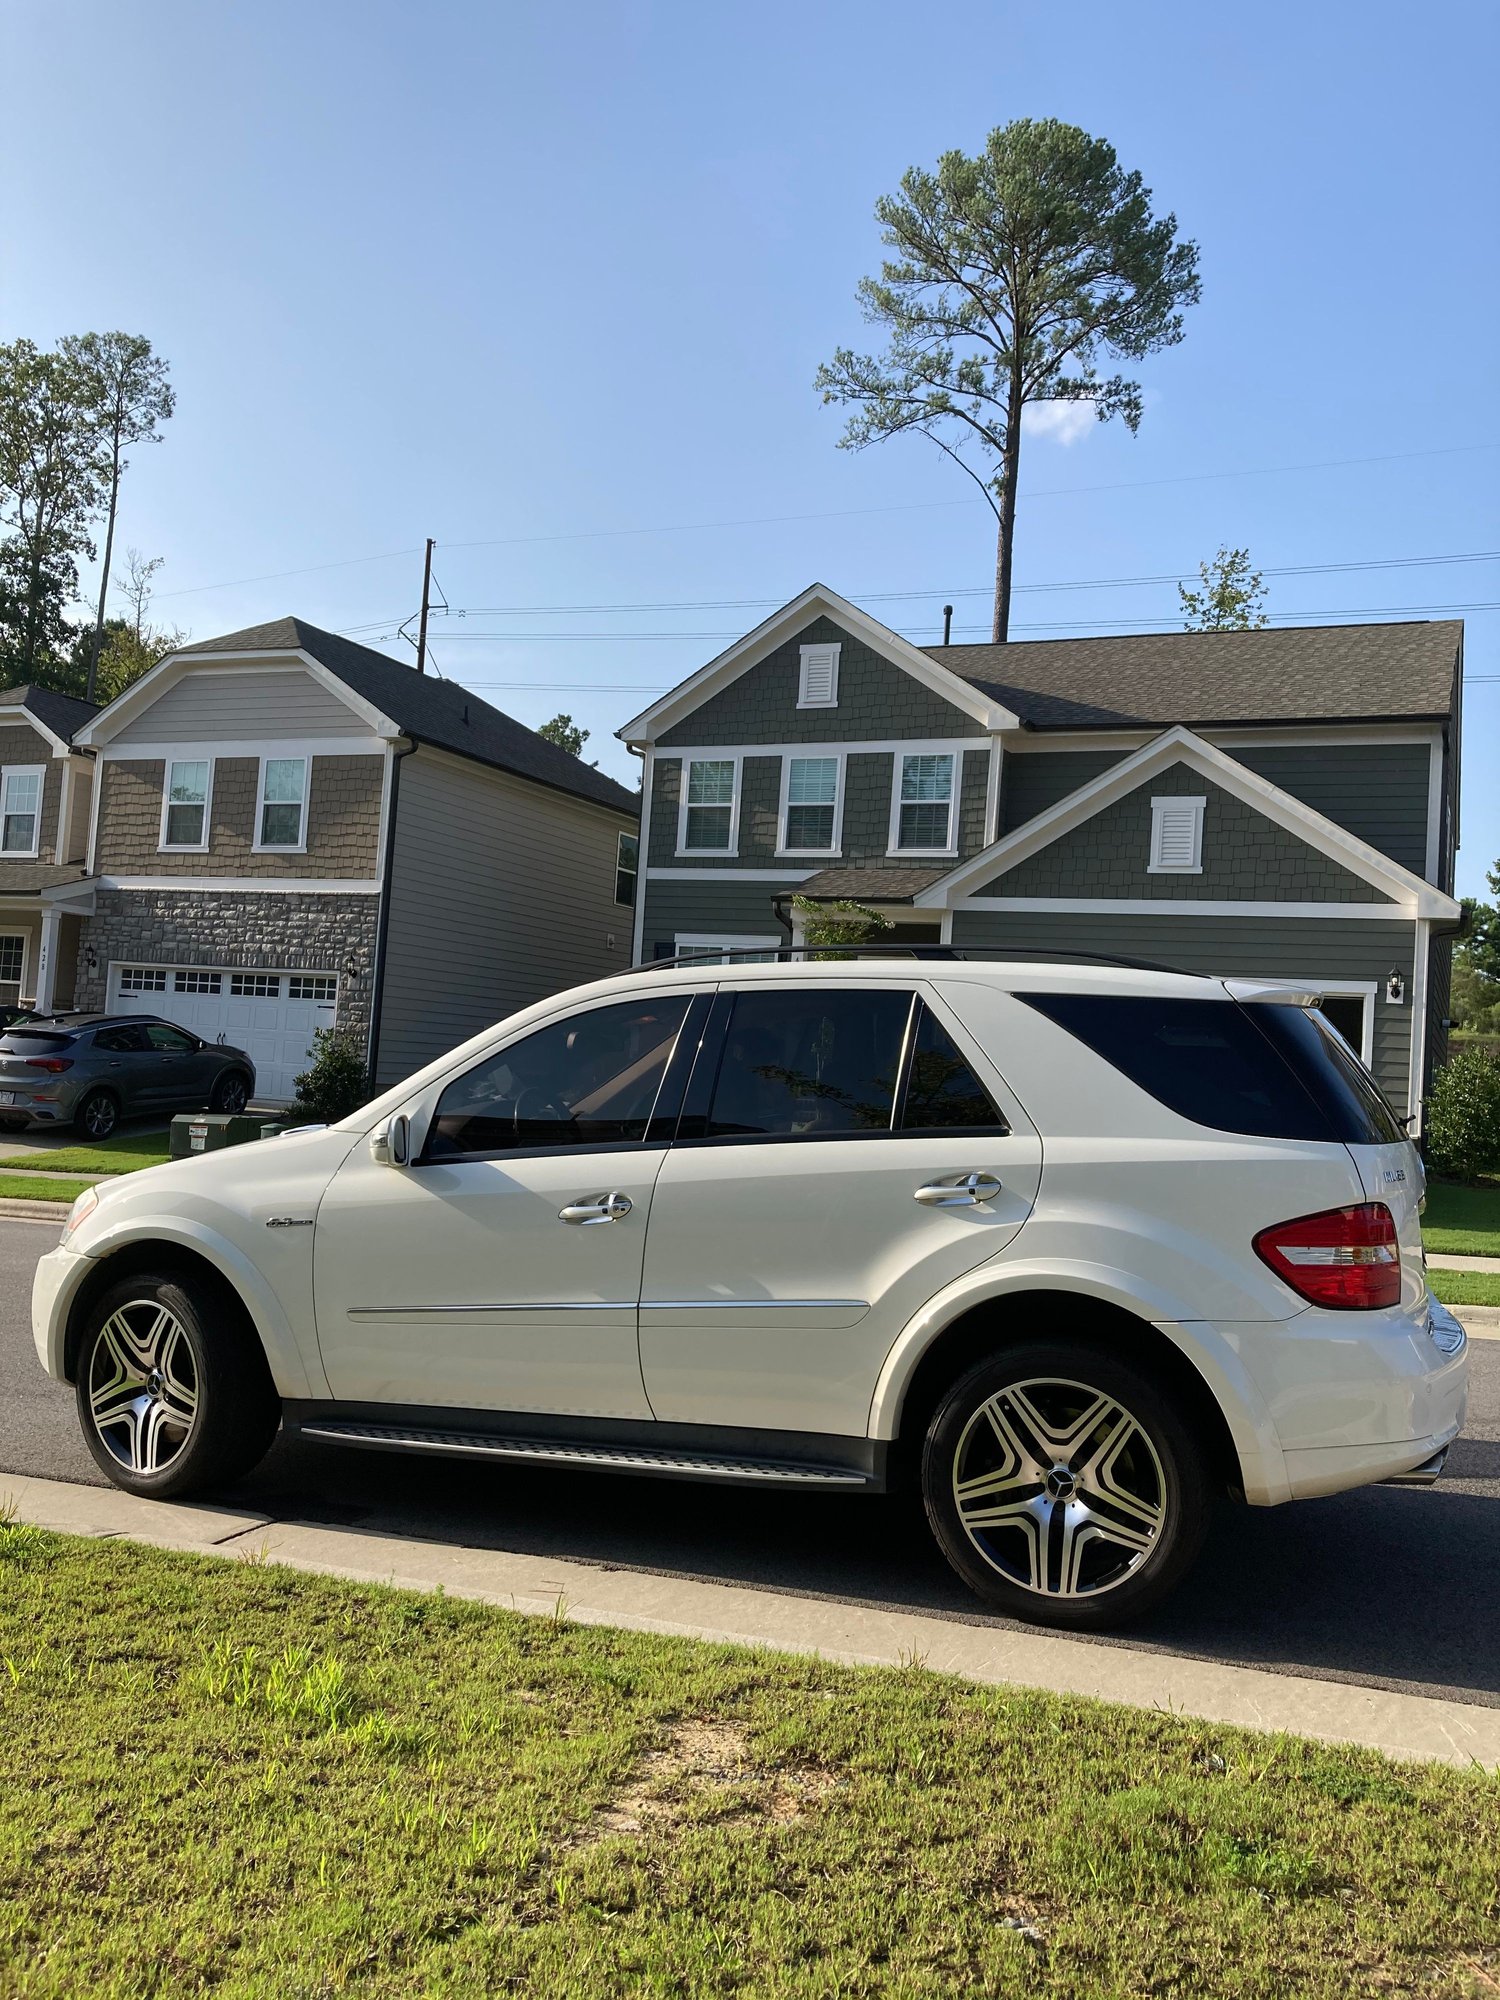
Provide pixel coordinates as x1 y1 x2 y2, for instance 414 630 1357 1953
0 1131 170 1177
0 1173 94 1205
1427 1267 1500 1309
2 1527 1500 1998
1423 1178 1500 1258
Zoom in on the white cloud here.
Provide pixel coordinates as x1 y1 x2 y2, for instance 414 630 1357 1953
1021 399 1095 446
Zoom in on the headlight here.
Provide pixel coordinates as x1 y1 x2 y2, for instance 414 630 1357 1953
63 1186 99 1240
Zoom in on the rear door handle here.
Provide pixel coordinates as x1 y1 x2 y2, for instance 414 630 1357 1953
558 1191 633 1225
914 1171 1002 1208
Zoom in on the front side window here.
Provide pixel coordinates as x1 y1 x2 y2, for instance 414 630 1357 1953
681 759 735 852
705 989 909 1139
258 758 307 849
895 754 955 852
427 995 691 1159
615 830 639 906
783 756 839 853
0 768 42 855
146 1023 198 1053
163 760 210 848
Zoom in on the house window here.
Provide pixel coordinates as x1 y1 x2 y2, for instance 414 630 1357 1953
615 831 639 906
289 975 338 1002
798 642 840 708
0 936 24 985
1148 795 1206 873
680 758 737 853
257 757 307 850
894 753 955 853
173 970 222 995
161 759 210 849
781 755 840 854
673 934 781 965
119 966 167 992
0 767 43 856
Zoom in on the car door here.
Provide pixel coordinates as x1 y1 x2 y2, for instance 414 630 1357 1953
92 1023 156 1112
312 990 702 1417
637 979 1043 1437
143 1022 213 1109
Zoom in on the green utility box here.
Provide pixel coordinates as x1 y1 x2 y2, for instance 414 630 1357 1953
169 1113 283 1159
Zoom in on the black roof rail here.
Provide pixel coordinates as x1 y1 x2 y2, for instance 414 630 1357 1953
639 942 1190 977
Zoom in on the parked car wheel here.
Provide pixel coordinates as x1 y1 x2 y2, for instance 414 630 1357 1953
210 1070 251 1115
74 1089 119 1141
921 1339 1209 1630
74 1268 281 1499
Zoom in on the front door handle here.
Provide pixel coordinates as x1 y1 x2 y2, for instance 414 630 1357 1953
914 1171 1002 1208
558 1190 633 1225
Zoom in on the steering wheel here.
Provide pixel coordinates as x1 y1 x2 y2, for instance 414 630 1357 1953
511 1085 570 1135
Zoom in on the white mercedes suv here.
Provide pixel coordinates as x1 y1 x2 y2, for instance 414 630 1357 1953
33 954 1469 1629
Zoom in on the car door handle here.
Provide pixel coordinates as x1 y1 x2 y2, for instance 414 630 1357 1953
558 1191 633 1225
914 1171 1003 1207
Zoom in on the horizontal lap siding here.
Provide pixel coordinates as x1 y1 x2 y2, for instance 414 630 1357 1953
640 880 790 956
112 666 365 743
1233 744 1432 875
948 909 1417 1109
376 749 634 1086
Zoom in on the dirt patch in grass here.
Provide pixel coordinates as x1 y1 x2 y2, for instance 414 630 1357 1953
583 1719 843 1843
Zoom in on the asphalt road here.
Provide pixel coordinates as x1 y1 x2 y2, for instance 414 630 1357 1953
4 1214 1498 1709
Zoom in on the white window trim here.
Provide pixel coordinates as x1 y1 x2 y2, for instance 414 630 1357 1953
0 930 28 992
1279 977 1378 1067
675 754 742 858
1148 794 1206 874
888 750 960 859
0 764 45 861
672 933 781 964
252 754 309 854
615 828 639 905
797 641 841 709
776 752 846 859
158 756 215 853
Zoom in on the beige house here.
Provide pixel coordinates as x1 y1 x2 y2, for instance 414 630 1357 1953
0 685 99 1015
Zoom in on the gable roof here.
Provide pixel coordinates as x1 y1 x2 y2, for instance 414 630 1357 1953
617 584 1021 744
921 620 1462 730
0 683 100 749
919 725 1461 919
83 618 637 817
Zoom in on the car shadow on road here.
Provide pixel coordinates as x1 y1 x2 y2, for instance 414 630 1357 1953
226 1426 1500 1711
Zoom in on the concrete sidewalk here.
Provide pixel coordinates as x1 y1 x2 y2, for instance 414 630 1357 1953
4 1468 1498 1771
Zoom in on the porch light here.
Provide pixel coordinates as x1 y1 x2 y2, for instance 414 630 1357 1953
1386 969 1405 1005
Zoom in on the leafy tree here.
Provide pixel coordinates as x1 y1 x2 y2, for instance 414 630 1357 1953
1452 949 1500 1035
538 712 589 756
1178 546 1268 630
62 334 174 701
291 1028 370 1124
1460 860 1500 989
0 339 101 683
790 896 893 959
60 613 185 705
1425 1046 1500 1179
816 119 1200 641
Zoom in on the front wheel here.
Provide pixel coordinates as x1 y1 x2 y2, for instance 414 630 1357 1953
921 1338 1210 1630
75 1269 281 1498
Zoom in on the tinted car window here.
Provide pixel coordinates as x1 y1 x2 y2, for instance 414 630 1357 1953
426 996 691 1160
146 1024 198 1053
0 1031 75 1056
94 1026 150 1053
705 989 909 1139
901 1003 1008 1133
1018 993 1393 1143
1249 1002 1406 1145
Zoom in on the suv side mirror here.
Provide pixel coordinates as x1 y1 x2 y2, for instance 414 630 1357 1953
371 1112 412 1168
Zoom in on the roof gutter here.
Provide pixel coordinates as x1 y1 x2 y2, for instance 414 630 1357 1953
364 740 416 1090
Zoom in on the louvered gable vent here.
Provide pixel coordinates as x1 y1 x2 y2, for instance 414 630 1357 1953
798 642 840 708
1149 794 1206 873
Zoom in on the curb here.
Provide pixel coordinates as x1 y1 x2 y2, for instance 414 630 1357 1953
0 1199 67 1222
2 1469 1498 1770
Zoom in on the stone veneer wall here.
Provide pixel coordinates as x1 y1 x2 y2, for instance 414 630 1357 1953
72 889 381 1048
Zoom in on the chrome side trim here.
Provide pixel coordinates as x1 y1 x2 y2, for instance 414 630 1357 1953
640 1298 870 1311
347 1301 635 1319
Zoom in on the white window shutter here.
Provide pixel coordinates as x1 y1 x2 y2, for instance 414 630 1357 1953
798 643 840 707
1149 795 1206 872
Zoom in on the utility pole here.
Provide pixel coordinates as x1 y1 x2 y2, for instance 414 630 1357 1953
415 537 435 675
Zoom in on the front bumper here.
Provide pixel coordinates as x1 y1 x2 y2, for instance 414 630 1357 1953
32 1240 91 1381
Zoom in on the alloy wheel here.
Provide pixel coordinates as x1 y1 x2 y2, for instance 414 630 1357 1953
83 1094 117 1139
218 1076 247 1113
951 1376 1167 1599
85 1301 200 1476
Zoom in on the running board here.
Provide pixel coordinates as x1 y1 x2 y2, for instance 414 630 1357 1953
297 1420 874 1488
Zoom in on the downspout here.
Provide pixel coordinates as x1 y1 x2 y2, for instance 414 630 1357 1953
365 741 415 1088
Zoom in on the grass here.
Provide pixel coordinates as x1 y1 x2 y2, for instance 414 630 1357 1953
0 1130 170 1176
0 1173 95 1205
2 1529 1500 1997
1423 1178 1500 1259
1427 1267 1500 1308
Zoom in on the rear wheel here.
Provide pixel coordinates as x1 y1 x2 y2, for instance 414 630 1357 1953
921 1338 1210 1630
74 1089 119 1141
210 1070 250 1114
74 1268 281 1498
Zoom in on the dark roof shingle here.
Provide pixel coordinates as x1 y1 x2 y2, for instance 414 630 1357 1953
179 618 638 816
919 620 1462 729
0 684 100 742
795 865 948 903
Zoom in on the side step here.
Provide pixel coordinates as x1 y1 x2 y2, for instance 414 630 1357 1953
297 1420 873 1488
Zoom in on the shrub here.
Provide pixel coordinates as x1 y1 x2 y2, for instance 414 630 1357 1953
1425 1045 1500 1179
790 896 893 960
291 1027 370 1125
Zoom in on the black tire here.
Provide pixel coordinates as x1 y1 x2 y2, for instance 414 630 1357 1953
209 1070 251 1115
74 1089 119 1141
74 1267 281 1499
921 1338 1209 1630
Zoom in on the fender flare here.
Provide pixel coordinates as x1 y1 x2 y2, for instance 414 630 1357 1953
865 1258 1291 1506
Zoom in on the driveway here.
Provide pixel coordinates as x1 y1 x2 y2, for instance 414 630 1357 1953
3 1214 1495 1710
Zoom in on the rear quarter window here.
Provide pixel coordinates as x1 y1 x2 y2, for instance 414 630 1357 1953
1016 993 1401 1144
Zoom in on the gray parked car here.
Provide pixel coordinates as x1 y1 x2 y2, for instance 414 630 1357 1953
0 1014 256 1139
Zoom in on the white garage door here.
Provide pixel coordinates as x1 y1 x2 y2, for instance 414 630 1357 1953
108 964 340 1104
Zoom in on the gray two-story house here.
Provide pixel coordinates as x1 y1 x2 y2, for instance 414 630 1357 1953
619 584 1463 1129
27 618 641 1098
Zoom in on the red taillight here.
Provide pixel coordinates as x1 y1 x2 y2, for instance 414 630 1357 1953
1253 1202 1400 1311
24 1057 73 1074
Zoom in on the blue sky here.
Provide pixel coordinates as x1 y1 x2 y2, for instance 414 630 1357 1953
6 0 1496 890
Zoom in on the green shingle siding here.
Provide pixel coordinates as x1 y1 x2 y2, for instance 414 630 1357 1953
1001 751 1125 831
